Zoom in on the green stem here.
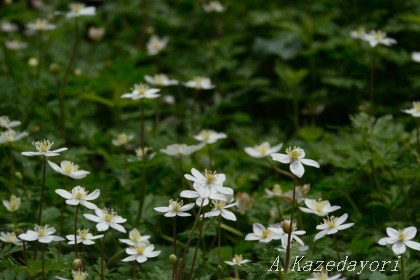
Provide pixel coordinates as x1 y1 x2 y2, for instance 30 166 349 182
416 121 420 157
101 231 107 280
188 210 205 279
173 216 178 280
74 204 79 258
34 155 47 260
207 144 213 168
275 198 283 221
217 216 222 266
105 248 125 268
136 160 147 225
41 244 45 280
400 255 405 280
369 48 376 116
36 32 44 80
140 98 145 153
333 234 341 262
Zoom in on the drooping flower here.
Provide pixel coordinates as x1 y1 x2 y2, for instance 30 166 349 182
48 160 90 179
245 223 282 243
55 186 100 209
121 243 161 263
244 142 283 158
184 76 215 90
204 200 237 221
146 35 168 56
160 143 204 157
225 254 250 266
119 228 150 246
378 226 420 255
193 129 227 144
307 271 345 280
154 199 195 217
235 192 255 213
314 213 354 241
18 225 64 243
144 74 179 86
2 195 21 212
5 40 27 50
202 1 226 13
66 228 103 245
299 199 341 217
84 208 127 233
121 83 160 100
66 3 96 18
363 30 396 48
402 101 420 117
0 232 22 245
27 19 56 32
21 139 68 157
0 116 21 129
271 146 320 178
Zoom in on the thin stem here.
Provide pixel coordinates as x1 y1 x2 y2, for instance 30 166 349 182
188 210 205 279
133 261 137 280
400 255 405 280
173 216 178 280
8 143 16 192
333 234 341 262
275 198 283 221
74 204 79 258
23 241 27 266
179 156 185 189
38 156 47 225
41 244 45 280
136 160 147 225
284 182 297 273
234 269 239 280
140 98 145 153
101 231 107 280
82 244 86 270
154 96 161 137
58 199 64 257
190 89 198 135
416 121 420 157
36 32 44 80
217 215 222 266
207 144 213 168
369 48 376 116
105 248 125 268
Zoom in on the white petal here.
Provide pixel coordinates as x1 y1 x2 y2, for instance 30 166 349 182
179 203 195 212
136 256 147 263
176 212 191 217
96 222 110 232
110 223 126 233
18 232 39 241
378 237 391 245
154 206 171 213
290 161 305 178
80 201 97 210
66 199 80 206
300 158 320 168
386 227 399 239
221 210 236 221
314 230 327 241
392 242 406 255
21 151 41 156
405 240 420 251
335 213 349 225
121 255 137 262
164 212 177 217
83 213 101 223
404 227 417 240
48 161 62 173
85 189 100 200
271 153 291 163
180 190 199 198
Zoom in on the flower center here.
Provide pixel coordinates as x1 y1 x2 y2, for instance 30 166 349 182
72 270 88 280
398 230 406 242
169 199 183 211
6 233 17 242
286 146 303 160
130 229 141 241
77 229 89 240
256 143 269 155
204 169 217 184
155 74 167 85
212 200 225 211
200 130 211 141
313 200 327 212
136 245 145 255
35 225 49 237
134 83 149 95
36 19 45 30
73 186 87 200
70 3 84 13
324 216 337 228
2 130 16 141
261 229 270 239
102 208 116 222
33 139 54 153
413 102 420 112
0 116 11 126
273 184 282 195
62 160 79 174
234 254 243 264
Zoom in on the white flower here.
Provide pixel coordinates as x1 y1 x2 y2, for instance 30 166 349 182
245 223 282 243
5 40 27 50
363 30 396 48
146 35 168 55
203 1 226 13
271 146 320 178
48 160 90 179
0 232 22 245
402 101 420 117
119 228 151 246
350 27 367 40
18 225 64 243
282 184 311 204
132 146 156 160
56 270 88 280
121 83 160 100
160 143 204 157
144 74 179 86
154 199 195 217
28 58 38 67
66 3 96 18
27 19 56 32
204 200 237 221
245 142 283 158
1 21 18 33
314 213 354 241
2 195 21 212
84 208 127 233
265 184 283 198
378 226 420 255
276 242 309 253
0 129 28 144
299 199 341 217
307 271 345 280
88 26 105 41
193 130 227 144
112 133 134 147
0 116 21 129
412 52 420 63
21 139 68 157
184 76 215 90
270 220 306 246
55 186 100 209
122 243 161 263
225 254 250 266
66 228 103 245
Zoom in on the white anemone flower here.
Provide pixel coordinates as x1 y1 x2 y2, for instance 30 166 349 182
0 116 21 129
378 226 420 255
350 27 367 40
244 142 283 158
84 208 127 233
225 254 251 266
121 83 160 100
203 1 226 13
119 228 150 246
184 76 215 90
402 101 420 117
412 52 420 63
193 129 226 144
0 129 28 144
204 200 237 221
146 35 168 55
144 74 179 86
363 30 396 48
66 228 103 245
122 243 161 263
245 223 283 243
0 232 22 245
48 160 90 179
1 21 18 33
299 199 341 217
2 195 21 212
154 199 195 217
265 184 283 198
18 225 64 243
66 3 96 18
270 220 306 246
160 143 204 157
55 186 100 209
271 146 320 178
56 270 88 280
27 19 56 31
21 139 67 157
5 40 27 50
314 213 354 241
112 133 134 147
307 271 345 280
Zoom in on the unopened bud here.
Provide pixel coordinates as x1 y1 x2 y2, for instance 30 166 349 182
169 254 177 265
281 220 292 234
49 63 60 74
15 171 23 181
72 259 83 270
217 264 224 273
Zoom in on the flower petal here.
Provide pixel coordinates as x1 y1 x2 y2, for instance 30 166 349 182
300 158 320 168
290 161 305 178
392 242 406 255
271 153 291 164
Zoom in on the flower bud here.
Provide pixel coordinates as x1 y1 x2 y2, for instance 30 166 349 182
88 26 105 42
49 63 60 74
169 254 177 265
281 220 292 234
28 58 38 67
15 171 23 181
72 259 83 270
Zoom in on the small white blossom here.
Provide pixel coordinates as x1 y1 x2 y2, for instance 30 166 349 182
225 254 250 266
55 186 100 209
88 26 105 41
265 184 283 198
144 74 179 86
0 232 22 245
122 243 161 263
21 139 67 157
154 199 195 217
0 116 21 129
299 199 341 217
245 142 283 158
160 143 204 157
378 226 420 255
412 52 420 63
66 3 96 18
5 40 27 50
193 129 226 144
132 146 156 161
363 30 396 48
119 229 150 246
271 146 320 178
27 19 56 32
56 270 88 280
84 208 127 233
48 160 90 179
1 21 18 33
112 133 134 147
402 101 420 117
314 213 354 241
204 200 237 221
121 83 160 100
350 27 367 40
2 195 21 212
0 129 28 144
184 76 215 90
146 35 168 56
18 225 64 243
245 223 282 243
66 228 103 245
